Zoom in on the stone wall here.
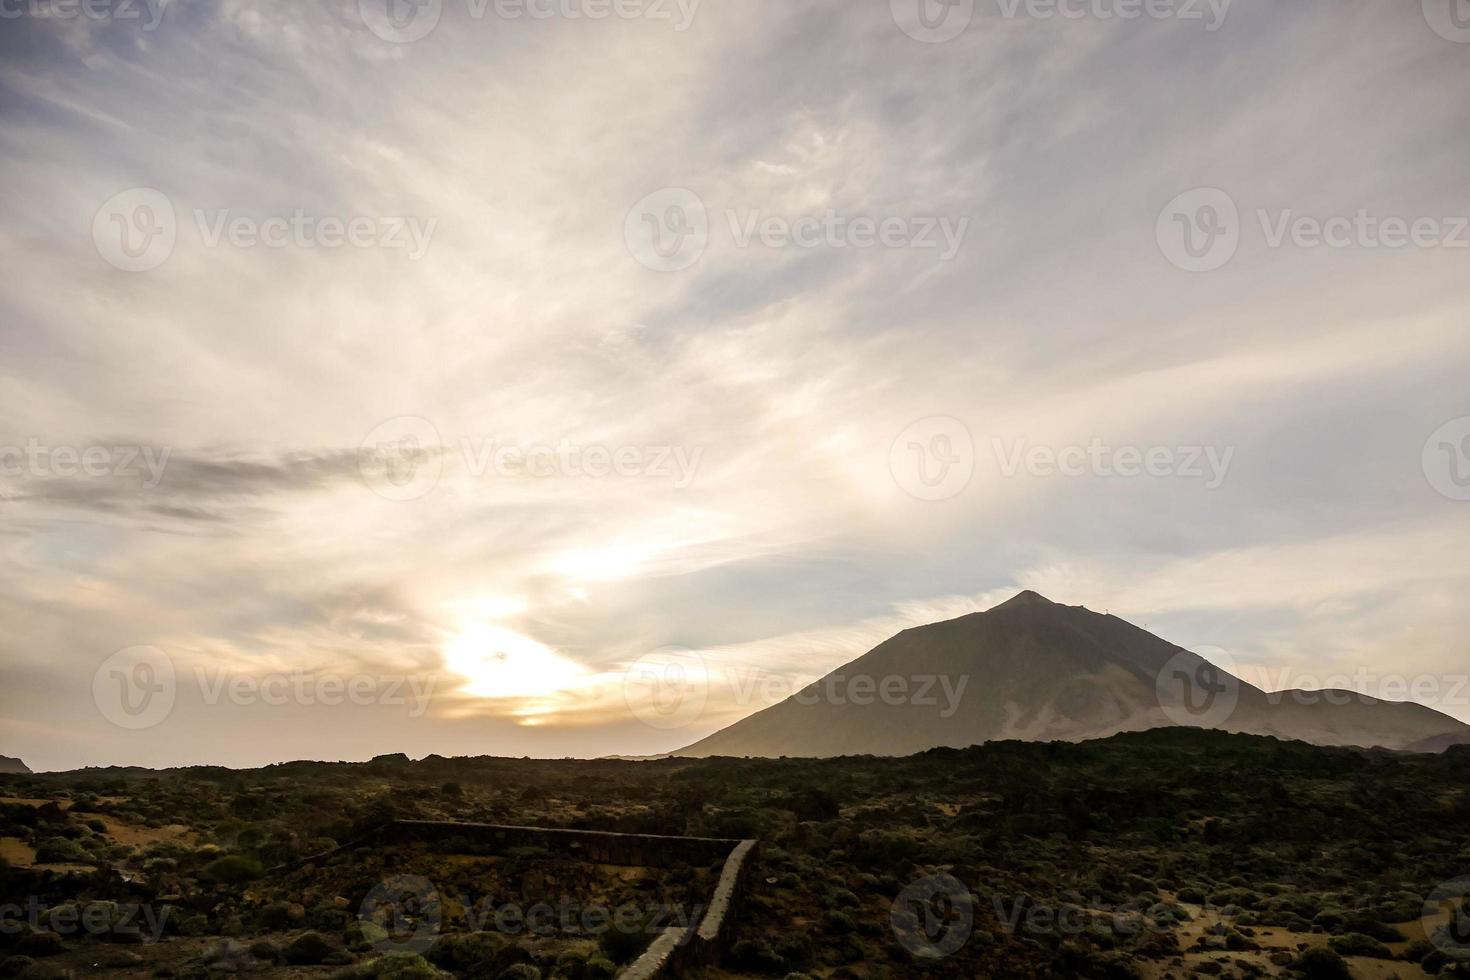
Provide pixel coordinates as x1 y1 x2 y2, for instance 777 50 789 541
620 837 758 979
384 820 740 870
284 820 758 978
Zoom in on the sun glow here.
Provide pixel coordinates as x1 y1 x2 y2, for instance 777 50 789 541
443 622 588 700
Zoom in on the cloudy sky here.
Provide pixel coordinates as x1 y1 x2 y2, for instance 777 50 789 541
1 0 1467 771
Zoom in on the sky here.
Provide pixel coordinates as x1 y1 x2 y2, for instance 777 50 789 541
1 0 1468 772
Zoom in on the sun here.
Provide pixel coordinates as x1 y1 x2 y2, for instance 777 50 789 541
443 622 587 700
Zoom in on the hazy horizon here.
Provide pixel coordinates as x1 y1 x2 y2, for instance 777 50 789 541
3 0 1470 772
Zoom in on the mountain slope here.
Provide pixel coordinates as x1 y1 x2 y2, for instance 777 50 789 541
0 755 31 774
675 591 1470 758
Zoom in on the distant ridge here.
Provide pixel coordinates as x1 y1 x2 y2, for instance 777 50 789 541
0 755 32 774
676 591 1470 759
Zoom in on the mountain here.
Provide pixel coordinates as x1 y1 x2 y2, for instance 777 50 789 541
0 755 31 774
676 591 1470 758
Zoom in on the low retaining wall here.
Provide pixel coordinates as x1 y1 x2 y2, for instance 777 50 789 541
621 838 758 979
283 820 757 979
385 820 739 870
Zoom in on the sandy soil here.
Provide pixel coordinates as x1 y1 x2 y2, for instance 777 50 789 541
1138 902 1436 980
75 811 197 850
0 835 36 865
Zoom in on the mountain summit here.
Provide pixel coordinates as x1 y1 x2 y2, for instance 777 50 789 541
676 592 1470 758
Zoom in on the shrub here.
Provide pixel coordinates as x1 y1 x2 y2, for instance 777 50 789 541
1327 933 1392 959
334 954 451 979
1295 947 1351 980
497 966 540 980
426 932 510 973
597 920 648 965
200 854 263 884
286 931 334 965
33 838 85 864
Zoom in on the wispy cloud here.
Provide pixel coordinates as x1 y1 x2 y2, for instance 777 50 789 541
1 0 1467 768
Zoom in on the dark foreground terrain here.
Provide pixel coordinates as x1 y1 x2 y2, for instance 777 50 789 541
2 730 1468 979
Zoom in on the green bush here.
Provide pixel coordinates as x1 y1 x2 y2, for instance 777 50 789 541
286 931 334 965
426 932 510 972
199 854 263 884
584 958 616 980
1327 933 1392 959
497 966 540 980
334 954 452 979
1294 947 1351 980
